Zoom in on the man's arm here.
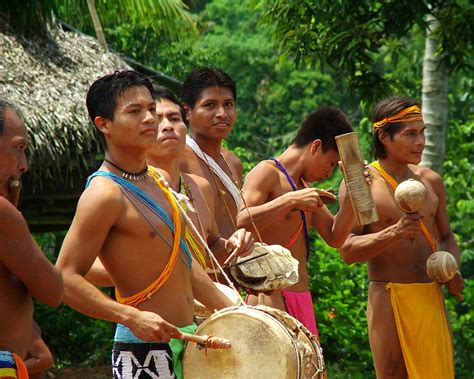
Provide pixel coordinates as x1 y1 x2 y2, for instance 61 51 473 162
429 170 464 297
190 175 253 264
237 161 334 233
0 198 63 306
56 180 180 342
339 179 423 264
310 182 355 248
24 320 54 375
191 259 237 310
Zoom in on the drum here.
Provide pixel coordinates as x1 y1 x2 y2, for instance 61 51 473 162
194 283 243 324
183 305 327 378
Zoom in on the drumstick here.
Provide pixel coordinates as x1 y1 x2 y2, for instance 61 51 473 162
223 252 269 269
180 332 232 349
223 246 240 266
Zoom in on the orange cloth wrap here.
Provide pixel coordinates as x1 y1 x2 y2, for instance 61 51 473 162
372 105 423 131
283 222 304 249
371 161 436 252
13 353 28 379
115 168 183 308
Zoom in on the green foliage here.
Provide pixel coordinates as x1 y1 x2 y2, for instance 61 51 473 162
258 0 474 104
33 232 115 367
309 238 373 375
442 86 474 377
1 0 196 42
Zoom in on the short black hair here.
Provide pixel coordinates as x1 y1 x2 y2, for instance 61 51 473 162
292 106 353 152
181 67 236 109
86 70 154 150
0 100 23 135
152 85 187 124
372 95 420 159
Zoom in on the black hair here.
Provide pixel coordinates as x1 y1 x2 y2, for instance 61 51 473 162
292 106 353 151
181 67 236 109
0 100 23 134
372 95 420 159
152 85 187 124
86 70 154 150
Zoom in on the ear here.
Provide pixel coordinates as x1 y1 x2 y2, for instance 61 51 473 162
378 130 389 146
94 116 110 136
182 104 191 122
310 139 322 154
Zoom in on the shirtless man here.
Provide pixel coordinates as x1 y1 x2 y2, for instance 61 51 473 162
340 95 463 378
0 100 63 377
148 86 253 270
237 107 362 337
55 71 234 379
180 67 242 240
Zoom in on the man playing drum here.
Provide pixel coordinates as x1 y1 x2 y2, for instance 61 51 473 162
340 95 464 378
148 85 253 269
180 67 243 240
56 71 235 379
237 107 366 338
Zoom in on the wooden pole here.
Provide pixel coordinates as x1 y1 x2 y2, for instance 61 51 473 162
335 132 379 225
86 0 108 51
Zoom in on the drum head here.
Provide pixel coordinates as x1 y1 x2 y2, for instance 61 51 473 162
183 307 299 378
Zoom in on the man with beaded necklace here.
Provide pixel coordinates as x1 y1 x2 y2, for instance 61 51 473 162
56 71 234 379
339 95 464 378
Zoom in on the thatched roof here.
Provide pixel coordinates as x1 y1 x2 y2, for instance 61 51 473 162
0 20 181 231
0 20 131 187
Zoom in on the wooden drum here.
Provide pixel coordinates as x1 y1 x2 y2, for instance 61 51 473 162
183 305 327 378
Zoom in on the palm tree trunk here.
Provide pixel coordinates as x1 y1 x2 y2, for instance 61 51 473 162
421 15 448 175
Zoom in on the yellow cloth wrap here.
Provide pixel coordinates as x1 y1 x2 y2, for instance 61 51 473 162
115 167 183 308
372 105 423 131
371 161 436 252
386 282 454 379
177 191 207 269
185 227 207 269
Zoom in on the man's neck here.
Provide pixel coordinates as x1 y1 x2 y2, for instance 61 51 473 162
189 131 222 160
277 145 307 187
153 157 181 190
104 146 148 173
378 158 410 182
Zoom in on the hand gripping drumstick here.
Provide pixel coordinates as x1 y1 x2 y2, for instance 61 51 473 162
180 332 232 350
394 179 427 246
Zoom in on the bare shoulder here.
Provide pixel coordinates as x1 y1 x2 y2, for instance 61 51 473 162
75 175 125 219
0 197 29 237
245 160 279 183
184 173 212 196
221 147 243 172
183 173 214 210
412 165 444 190
181 145 200 173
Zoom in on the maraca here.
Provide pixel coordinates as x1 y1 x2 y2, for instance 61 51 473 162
394 179 427 245
427 250 463 301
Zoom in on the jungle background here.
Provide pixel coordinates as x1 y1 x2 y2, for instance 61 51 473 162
2 0 473 378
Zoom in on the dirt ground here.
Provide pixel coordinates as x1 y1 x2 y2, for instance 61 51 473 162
45 365 111 378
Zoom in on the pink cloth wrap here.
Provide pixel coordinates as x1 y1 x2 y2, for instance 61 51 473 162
282 290 319 340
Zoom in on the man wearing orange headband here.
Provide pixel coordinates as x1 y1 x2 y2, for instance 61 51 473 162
339 95 463 378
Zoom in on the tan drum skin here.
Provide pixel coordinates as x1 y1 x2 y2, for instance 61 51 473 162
183 305 327 379
194 283 243 324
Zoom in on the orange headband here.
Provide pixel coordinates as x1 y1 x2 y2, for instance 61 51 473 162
372 105 423 131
